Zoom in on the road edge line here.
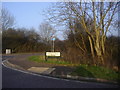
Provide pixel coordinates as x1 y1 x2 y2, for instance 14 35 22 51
2 59 89 84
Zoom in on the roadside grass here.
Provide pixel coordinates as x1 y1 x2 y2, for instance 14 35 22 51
28 55 71 65
71 64 120 81
28 56 119 82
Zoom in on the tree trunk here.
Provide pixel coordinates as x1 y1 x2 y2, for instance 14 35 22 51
101 35 105 55
94 30 104 65
88 36 95 65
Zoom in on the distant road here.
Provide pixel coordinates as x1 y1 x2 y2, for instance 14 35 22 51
2 55 119 88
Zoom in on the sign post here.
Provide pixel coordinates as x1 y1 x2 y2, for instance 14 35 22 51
45 36 61 61
52 37 55 52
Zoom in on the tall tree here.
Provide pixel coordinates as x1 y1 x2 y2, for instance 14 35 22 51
47 1 118 65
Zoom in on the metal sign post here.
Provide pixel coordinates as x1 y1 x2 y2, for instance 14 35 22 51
45 36 61 61
52 37 55 52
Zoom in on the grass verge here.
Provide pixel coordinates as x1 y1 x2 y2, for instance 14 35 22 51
71 64 120 82
28 55 71 65
28 56 119 82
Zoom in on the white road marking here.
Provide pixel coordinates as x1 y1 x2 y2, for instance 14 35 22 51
2 59 118 87
2 59 89 84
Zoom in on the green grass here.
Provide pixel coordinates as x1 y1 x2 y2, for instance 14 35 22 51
28 55 71 65
28 56 119 81
71 64 120 81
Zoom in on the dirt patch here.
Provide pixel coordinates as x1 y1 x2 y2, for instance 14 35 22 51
51 66 74 76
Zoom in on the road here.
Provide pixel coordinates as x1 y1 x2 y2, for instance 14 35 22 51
2 55 119 88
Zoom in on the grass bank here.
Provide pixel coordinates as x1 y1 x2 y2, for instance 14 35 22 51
71 64 120 82
28 55 119 82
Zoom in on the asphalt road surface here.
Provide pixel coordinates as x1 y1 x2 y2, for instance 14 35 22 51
2 56 119 88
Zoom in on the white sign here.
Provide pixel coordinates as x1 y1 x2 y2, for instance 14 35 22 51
46 52 60 57
6 49 11 54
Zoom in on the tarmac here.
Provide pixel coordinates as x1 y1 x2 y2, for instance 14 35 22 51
2 53 119 85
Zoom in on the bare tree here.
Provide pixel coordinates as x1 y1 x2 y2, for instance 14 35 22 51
47 1 118 65
39 22 56 44
25 28 40 42
1 8 15 30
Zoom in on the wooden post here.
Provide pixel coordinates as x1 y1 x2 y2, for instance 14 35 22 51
45 52 47 61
